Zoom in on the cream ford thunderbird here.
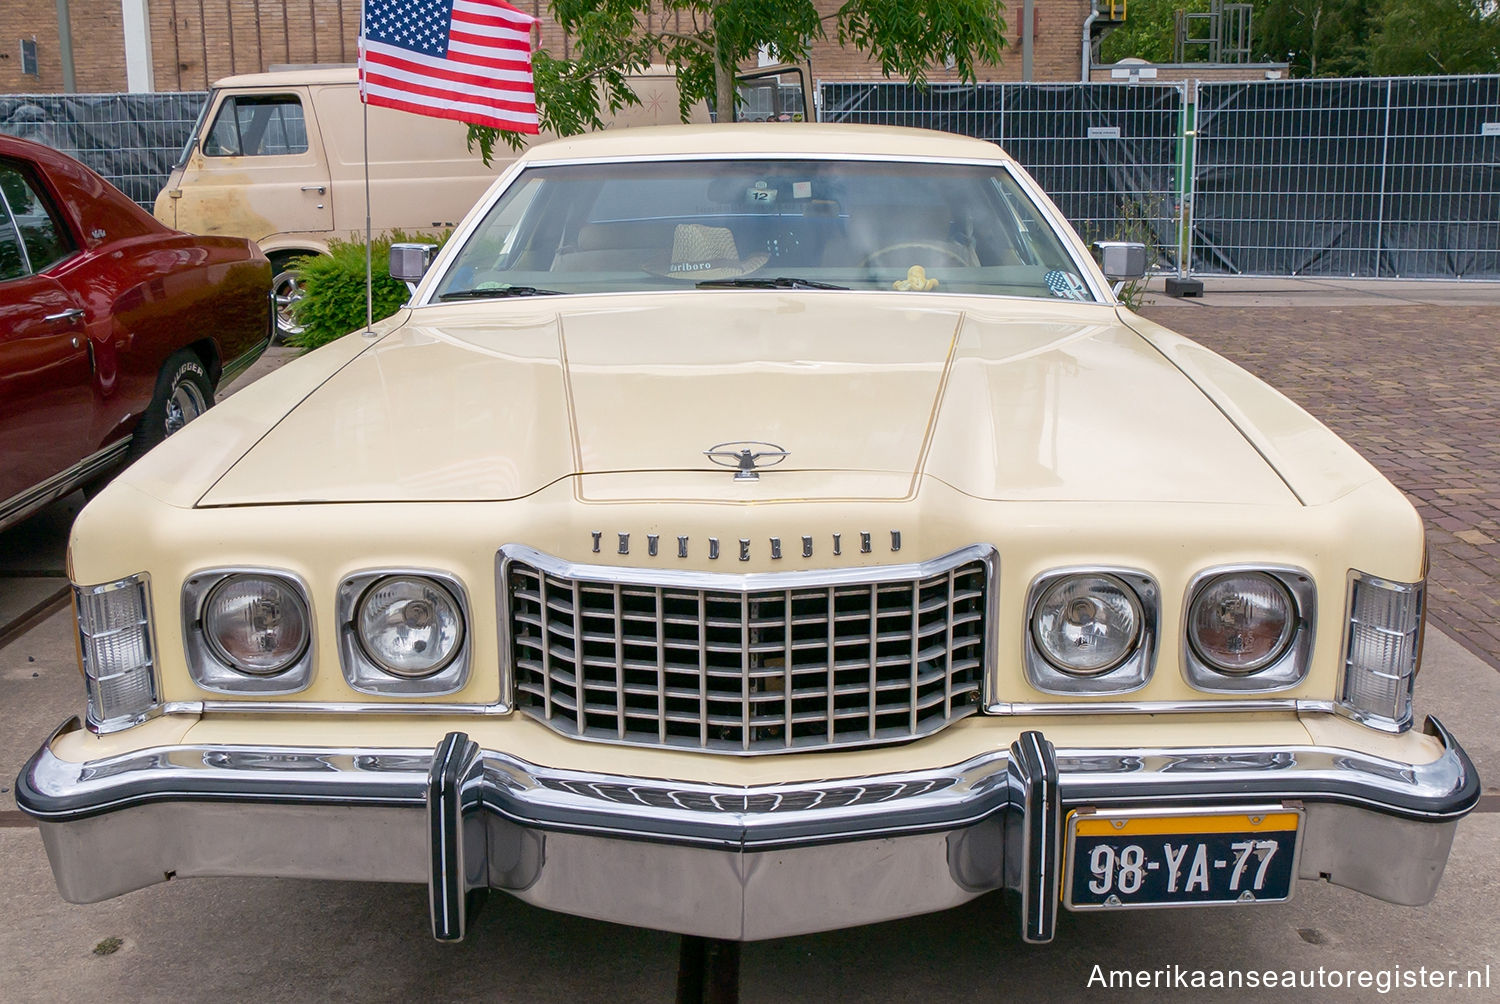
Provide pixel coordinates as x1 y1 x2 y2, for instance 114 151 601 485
19 125 1477 943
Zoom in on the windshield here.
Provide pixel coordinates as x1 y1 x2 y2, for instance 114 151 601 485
432 158 1097 302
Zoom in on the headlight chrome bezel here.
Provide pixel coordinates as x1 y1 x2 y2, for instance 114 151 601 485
1024 567 1159 695
338 569 472 696
1182 565 1316 693
182 568 315 694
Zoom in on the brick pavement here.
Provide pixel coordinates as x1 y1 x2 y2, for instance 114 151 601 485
1140 301 1500 671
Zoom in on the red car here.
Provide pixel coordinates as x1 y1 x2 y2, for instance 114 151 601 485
0 133 271 533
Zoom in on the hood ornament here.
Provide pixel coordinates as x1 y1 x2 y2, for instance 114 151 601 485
704 441 789 481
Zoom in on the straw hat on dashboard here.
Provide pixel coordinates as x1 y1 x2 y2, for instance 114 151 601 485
647 224 769 280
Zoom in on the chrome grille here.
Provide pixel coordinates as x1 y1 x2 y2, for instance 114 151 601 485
503 545 992 753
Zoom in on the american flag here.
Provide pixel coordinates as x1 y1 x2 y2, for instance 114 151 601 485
359 0 539 134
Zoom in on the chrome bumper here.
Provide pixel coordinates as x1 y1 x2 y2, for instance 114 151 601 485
17 717 1479 942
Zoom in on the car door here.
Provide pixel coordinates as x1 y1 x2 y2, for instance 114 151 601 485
168 87 333 242
0 158 92 507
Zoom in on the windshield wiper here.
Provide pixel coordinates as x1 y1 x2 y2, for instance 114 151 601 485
438 285 567 300
696 277 848 291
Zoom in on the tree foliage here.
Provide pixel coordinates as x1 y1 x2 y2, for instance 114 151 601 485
1100 0 1499 78
1366 0 1500 75
1255 0 1374 77
468 0 1008 164
1099 0 1209 64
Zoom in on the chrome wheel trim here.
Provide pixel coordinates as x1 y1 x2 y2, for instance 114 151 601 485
272 269 305 336
165 379 208 434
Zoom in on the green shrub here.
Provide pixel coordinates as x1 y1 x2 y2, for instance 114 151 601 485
288 230 448 350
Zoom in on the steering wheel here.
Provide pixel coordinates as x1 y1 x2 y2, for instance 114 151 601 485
858 241 973 269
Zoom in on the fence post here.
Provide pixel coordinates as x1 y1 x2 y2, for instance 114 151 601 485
996 83 1005 149
1178 81 1193 280
1375 78 1394 279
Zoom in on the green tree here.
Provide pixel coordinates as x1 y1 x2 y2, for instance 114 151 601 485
1254 0 1375 76
469 0 1008 163
1366 0 1500 74
1099 0 1212 64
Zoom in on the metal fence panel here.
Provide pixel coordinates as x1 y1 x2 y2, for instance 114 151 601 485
1193 76 1500 279
1381 76 1500 279
819 81 1186 269
1002 83 1184 269
0 92 208 208
6 78 1493 280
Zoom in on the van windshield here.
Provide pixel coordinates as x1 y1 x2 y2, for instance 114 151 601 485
175 94 213 169
432 158 1096 302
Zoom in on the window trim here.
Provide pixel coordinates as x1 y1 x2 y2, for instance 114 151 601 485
204 92 310 158
0 167 33 277
415 152 1112 307
0 158 79 277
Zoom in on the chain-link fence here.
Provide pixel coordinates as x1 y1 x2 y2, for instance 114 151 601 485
820 81 1187 271
1192 76 1500 279
0 92 208 208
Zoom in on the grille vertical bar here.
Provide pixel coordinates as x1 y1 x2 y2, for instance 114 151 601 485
613 583 625 740
783 588 794 749
825 585 837 746
656 586 667 746
867 582 878 740
538 573 553 719
505 546 992 754
571 579 585 737
740 592 752 753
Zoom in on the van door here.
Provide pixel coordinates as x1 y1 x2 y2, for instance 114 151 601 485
311 83 502 243
169 88 333 242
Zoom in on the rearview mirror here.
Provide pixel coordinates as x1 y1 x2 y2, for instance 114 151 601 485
389 242 439 284
1091 241 1148 282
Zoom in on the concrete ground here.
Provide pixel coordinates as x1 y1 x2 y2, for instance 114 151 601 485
2 288 1497 1001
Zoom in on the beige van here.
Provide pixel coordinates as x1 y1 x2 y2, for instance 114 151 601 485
155 64 811 336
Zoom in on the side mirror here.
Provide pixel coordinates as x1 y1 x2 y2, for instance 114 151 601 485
389 242 439 284
1090 241 1148 282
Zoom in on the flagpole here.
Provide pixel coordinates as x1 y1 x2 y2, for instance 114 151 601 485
360 5 374 338
364 96 373 337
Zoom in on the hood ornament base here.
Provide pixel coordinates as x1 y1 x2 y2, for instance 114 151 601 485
704 441 789 481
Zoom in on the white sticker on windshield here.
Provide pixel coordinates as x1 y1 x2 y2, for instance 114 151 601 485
792 181 812 199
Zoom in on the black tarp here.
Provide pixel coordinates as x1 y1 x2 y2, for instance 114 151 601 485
1193 76 1500 279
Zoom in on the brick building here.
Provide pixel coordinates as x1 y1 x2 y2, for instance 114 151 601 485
2 1 1099 95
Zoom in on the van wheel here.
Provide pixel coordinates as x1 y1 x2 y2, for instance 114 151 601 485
127 351 214 463
271 266 306 340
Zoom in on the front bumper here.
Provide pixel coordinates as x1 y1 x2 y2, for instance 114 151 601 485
17 716 1479 942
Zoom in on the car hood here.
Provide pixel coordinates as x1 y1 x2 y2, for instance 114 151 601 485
198 293 1296 506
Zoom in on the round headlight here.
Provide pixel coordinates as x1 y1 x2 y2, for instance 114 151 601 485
203 574 310 675
1188 572 1296 674
356 576 464 678
1031 574 1142 675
